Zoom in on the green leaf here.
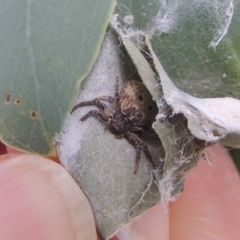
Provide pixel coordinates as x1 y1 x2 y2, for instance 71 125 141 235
58 33 161 239
117 0 240 98
0 0 115 155
152 0 240 98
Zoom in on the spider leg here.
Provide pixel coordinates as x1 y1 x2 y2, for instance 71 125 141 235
115 76 120 100
134 145 141 174
140 141 157 170
123 132 141 173
124 132 155 173
129 125 143 134
80 110 108 122
71 99 108 114
89 76 120 104
95 96 115 103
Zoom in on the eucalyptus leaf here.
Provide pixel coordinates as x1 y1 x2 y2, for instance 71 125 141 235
117 0 240 98
151 0 240 98
145 36 240 148
0 0 115 155
58 33 162 240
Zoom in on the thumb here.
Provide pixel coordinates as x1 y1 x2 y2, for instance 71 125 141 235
0 154 97 240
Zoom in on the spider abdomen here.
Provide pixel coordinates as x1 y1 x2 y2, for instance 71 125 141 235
119 81 158 128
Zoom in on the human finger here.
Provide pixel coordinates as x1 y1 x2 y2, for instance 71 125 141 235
0 154 98 240
169 144 240 240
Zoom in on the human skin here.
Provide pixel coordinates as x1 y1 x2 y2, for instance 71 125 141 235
0 144 240 240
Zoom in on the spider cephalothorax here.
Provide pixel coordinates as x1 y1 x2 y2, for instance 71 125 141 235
71 78 158 173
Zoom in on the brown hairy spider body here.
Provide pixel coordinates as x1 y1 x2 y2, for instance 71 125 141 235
71 79 158 173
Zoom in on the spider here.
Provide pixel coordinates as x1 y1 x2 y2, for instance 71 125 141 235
71 78 158 173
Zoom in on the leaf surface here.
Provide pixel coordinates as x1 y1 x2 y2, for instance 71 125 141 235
58 33 162 240
0 0 115 155
117 0 240 98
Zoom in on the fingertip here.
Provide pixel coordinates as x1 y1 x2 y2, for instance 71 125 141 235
169 144 240 240
0 154 97 240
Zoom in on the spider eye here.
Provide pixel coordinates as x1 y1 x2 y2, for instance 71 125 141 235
138 95 143 101
148 106 153 111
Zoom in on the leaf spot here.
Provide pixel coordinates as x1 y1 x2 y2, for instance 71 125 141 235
5 94 11 103
15 99 21 104
31 111 37 119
